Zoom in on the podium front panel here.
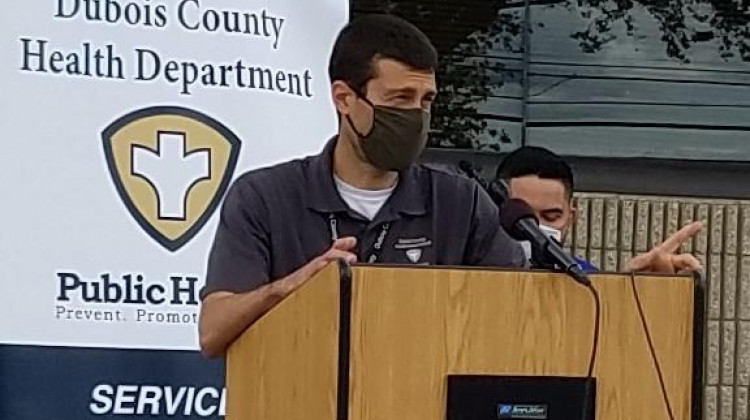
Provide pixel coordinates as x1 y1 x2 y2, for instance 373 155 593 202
347 267 695 420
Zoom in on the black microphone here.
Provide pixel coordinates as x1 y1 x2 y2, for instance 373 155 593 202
500 198 591 286
458 161 509 206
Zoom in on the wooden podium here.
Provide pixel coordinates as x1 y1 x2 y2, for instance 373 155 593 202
226 263 705 420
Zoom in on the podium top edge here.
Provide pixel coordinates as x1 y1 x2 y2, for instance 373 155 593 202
346 262 696 280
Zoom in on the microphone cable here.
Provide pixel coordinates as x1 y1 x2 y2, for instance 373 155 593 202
580 281 601 420
586 282 601 378
630 271 676 420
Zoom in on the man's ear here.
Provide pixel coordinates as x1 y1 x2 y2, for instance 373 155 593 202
331 81 356 116
568 199 578 228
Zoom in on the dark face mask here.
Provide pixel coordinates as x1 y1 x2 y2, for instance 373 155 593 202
345 92 430 172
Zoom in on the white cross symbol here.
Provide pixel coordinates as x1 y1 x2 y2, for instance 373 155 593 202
131 132 210 220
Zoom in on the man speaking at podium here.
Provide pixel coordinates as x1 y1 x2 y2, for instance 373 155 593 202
198 15 526 358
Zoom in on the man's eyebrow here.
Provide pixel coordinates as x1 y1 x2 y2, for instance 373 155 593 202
540 208 564 215
383 87 437 96
384 87 417 95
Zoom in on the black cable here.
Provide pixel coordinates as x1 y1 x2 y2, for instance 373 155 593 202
580 282 601 420
630 271 676 420
586 283 601 378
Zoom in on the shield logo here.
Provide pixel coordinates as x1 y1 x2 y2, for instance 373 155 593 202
102 106 241 252
406 248 422 263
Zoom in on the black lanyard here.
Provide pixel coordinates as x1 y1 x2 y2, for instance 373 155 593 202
328 214 391 263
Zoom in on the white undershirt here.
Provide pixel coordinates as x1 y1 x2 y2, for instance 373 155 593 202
334 175 396 221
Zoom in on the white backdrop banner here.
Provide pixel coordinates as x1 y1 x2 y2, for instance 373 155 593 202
0 0 349 350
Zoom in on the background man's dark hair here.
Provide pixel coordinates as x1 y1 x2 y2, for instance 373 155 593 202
496 146 575 198
328 14 438 94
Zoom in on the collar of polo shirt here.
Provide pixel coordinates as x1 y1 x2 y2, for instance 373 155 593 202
305 137 427 221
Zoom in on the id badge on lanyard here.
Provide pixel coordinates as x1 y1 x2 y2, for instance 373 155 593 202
328 214 391 263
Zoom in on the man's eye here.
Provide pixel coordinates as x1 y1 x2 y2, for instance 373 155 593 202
543 214 561 223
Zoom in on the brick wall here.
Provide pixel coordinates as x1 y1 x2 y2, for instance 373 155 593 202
572 193 750 420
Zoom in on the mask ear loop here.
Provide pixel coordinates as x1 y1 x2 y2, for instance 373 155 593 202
344 83 376 138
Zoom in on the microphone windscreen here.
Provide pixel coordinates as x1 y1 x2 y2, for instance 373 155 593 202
499 198 537 240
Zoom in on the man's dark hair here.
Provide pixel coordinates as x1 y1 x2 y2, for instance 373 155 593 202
496 146 575 198
328 14 438 94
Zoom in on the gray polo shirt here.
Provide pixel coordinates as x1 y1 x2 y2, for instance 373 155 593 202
203 138 525 297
